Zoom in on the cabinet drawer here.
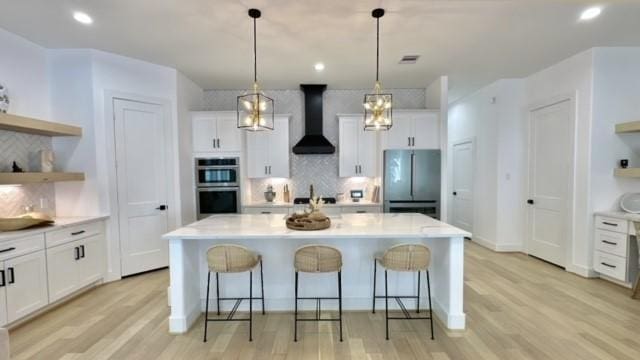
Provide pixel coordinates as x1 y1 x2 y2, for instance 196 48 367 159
594 229 628 258
595 216 628 234
0 234 45 261
341 206 381 214
46 221 103 248
594 251 627 282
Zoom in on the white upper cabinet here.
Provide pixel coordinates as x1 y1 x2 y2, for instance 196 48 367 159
246 116 290 178
338 116 377 177
192 111 242 153
382 110 440 150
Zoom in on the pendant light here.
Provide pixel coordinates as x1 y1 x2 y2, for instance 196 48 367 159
363 8 392 131
237 8 274 131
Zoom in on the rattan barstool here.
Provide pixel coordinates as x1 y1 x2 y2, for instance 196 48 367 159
203 244 265 342
293 245 343 342
372 244 435 340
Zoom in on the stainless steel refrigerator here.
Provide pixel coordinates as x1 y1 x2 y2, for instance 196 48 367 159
383 150 441 219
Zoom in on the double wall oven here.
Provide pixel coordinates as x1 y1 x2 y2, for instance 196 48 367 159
195 157 241 219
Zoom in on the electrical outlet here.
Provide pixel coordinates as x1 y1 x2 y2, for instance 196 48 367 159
40 197 48 210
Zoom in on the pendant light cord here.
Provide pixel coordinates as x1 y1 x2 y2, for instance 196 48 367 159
253 17 258 83
376 17 380 82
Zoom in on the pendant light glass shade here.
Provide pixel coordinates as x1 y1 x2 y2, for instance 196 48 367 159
364 8 392 131
237 9 274 131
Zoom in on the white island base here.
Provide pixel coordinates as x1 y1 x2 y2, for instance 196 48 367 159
163 213 470 334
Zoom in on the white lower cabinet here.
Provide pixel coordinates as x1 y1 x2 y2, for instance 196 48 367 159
4 251 49 323
0 262 6 325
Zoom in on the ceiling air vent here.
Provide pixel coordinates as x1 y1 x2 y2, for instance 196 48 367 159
398 55 420 64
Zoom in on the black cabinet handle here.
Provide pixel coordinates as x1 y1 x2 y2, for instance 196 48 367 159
8 267 14 284
156 205 167 211
212 139 216 148
408 137 411 146
74 247 80 260
356 210 367 214
217 139 220 148
0 270 5 287
0 247 16 253
261 211 271 214
600 262 616 269
602 222 618 227
601 240 618 246
527 199 534 205
80 245 85 258
71 230 86 236
453 192 457 196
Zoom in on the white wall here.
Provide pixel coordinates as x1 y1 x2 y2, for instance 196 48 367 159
176 72 203 225
448 79 525 250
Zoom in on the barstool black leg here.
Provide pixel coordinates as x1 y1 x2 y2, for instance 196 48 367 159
260 259 265 315
338 271 343 342
294 271 299 342
249 271 253 342
417 271 421 314
385 270 389 340
372 259 377 314
426 271 434 340
216 272 220 316
203 271 211 342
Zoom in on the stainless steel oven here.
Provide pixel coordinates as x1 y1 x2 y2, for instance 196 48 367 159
195 157 241 219
195 157 240 187
384 201 440 220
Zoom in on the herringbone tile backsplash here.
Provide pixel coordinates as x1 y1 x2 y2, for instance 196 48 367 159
0 130 56 217
203 88 426 201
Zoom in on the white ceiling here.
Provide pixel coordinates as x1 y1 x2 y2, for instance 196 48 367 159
1 0 640 101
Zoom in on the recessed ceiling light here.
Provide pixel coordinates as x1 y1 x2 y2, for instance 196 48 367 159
580 6 602 21
73 11 93 25
314 63 325 72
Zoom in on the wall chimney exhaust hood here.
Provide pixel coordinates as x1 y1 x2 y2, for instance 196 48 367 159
293 84 336 154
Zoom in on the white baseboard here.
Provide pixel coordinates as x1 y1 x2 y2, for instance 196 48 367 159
471 236 498 251
494 243 523 252
566 263 599 278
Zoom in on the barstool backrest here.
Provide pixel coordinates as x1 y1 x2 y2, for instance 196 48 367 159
207 244 259 273
294 245 342 273
381 244 431 272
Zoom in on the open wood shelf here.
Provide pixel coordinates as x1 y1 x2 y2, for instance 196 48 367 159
0 113 82 137
0 172 85 185
614 168 640 178
615 121 640 134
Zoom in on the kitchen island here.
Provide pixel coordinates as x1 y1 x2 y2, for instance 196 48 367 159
163 213 470 333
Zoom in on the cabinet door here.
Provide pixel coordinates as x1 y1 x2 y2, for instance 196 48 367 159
246 131 270 178
192 114 217 152
5 251 48 322
0 261 6 326
384 115 412 150
268 117 290 178
412 112 440 149
339 117 359 177
357 126 377 177
79 235 105 287
216 113 243 152
47 241 80 303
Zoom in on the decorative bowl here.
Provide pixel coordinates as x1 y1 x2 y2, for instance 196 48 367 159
620 193 640 214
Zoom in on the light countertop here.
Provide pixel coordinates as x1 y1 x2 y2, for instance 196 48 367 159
595 211 640 222
0 215 109 242
163 213 470 240
243 200 381 208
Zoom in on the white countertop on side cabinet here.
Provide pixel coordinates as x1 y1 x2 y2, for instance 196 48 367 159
163 213 469 240
0 216 109 242
595 211 640 222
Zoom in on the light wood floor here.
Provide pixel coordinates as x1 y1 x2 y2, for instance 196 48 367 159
9 241 640 359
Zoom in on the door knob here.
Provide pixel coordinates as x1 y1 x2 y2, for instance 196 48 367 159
527 199 534 205
156 205 167 211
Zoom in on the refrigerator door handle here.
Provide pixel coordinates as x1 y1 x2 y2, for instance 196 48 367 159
410 152 415 197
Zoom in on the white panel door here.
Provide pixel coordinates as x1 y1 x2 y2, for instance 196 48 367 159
384 114 412 149
413 112 440 149
246 131 270 178
192 114 216 152
216 113 242 152
451 140 474 232
358 124 378 177
46 241 80 302
527 100 571 267
114 99 169 276
339 117 359 177
5 251 48 322
268 117 290 178
0 261 6 326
